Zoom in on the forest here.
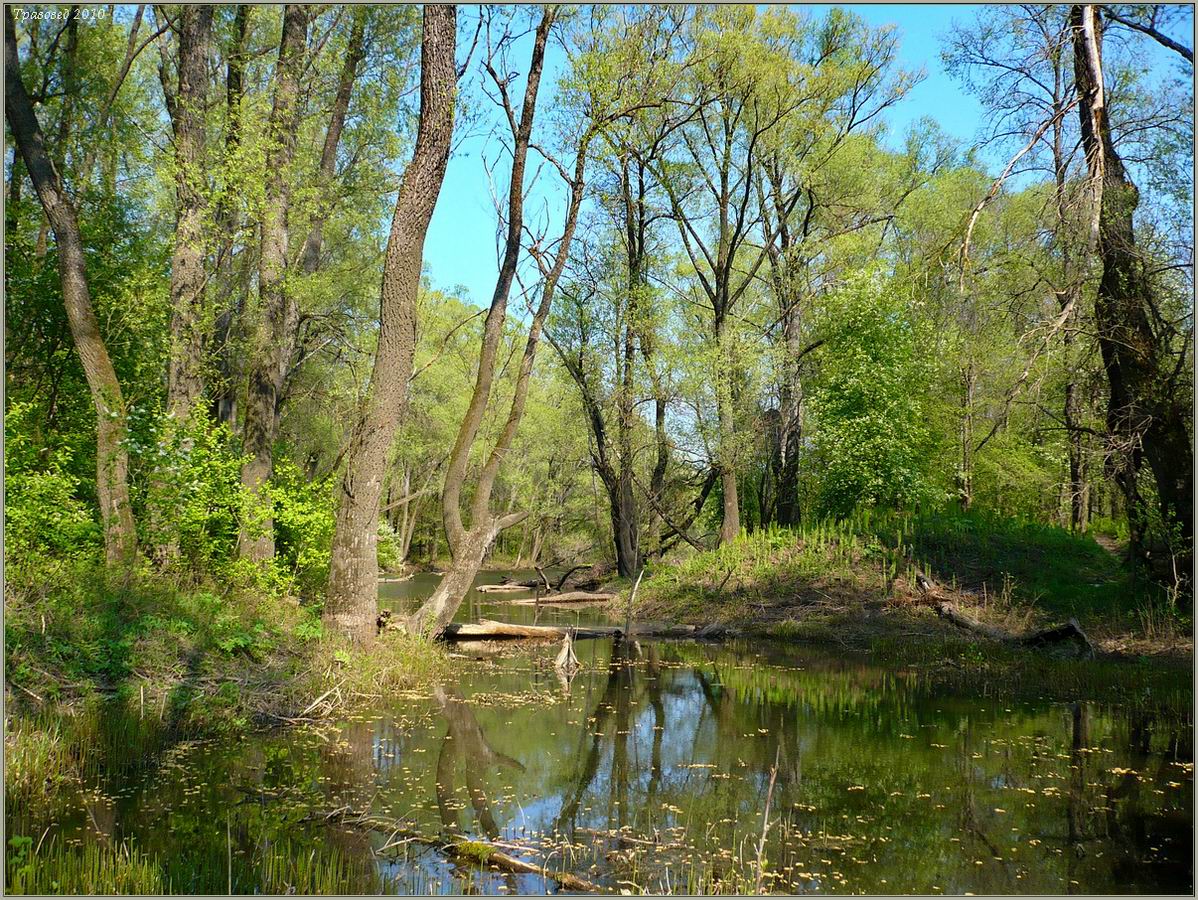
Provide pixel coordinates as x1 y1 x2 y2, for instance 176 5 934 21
2 3 1194 895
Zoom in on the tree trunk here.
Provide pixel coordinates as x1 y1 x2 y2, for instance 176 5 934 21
715 317 740 544
959 364 975 510
5 7 136 565
1072 5 1193 580
324 4 457 644
211 4 249 431
774 302 804 526
239 5 308 564
299 6 367 275
409 8 596 637
164 6 213 423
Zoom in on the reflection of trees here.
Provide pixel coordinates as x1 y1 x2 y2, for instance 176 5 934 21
432 685 525 840
431 685 524 893
555 640 637 836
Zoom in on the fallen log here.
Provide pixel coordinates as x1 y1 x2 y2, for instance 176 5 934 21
475 583 532 594
309 808 603 893
934 601 1096 657
443 619 621 641
441 619 735 643
505 591 616 605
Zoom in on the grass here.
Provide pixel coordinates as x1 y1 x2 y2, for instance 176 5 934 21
4 560 453 844
6 839 167 895
634 506 1190 658
5 835 405 895
5 561 451 725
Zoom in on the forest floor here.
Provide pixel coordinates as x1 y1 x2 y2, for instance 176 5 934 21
629 508 1193 664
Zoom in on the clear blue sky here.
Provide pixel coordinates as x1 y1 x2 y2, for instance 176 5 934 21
420 4 1187 306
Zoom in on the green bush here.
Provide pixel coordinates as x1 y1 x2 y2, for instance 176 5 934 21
271 459 336 599
4 402 102 568
132 409 247 577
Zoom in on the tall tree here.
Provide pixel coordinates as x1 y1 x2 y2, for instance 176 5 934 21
406 6 600 637
1072 4 1193 577
161 5 214 423
324 3 457 644
238 4 309 563
210 4 250 430
5 7 136 564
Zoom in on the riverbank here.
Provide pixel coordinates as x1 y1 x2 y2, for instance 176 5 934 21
629 508 1193 663
4 563 451 739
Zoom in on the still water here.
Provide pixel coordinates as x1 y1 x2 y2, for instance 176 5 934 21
8 572 1194 894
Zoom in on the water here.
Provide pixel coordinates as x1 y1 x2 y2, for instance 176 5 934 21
7 571 1193 894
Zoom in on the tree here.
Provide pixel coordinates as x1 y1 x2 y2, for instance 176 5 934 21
238 4 309 563
161 5 213 425
324 4 457 644
406 6 598 637
1072 4 1193 579
5 6 136 565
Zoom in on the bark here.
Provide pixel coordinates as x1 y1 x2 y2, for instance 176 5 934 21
163 6 213 422
210 4 249 430
299 6 367 275
1072 5 1193 578
238 5 308 563
5 7 136 565
715 318 741 544
959 364 975 509
324 4 457 644
408 7 593 637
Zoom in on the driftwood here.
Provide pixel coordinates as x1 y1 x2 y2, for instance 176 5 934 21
475 583 531 594
505 591 615 605
309 807 603 893
441 618 733 643
554 630 580 673
934 601 1096 657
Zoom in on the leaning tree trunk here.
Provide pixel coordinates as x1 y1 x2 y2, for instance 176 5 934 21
299 6 367 275
238 5 308 564
405 8 558 637
5 7 136 565
324 4 457 644
1072 5 1193 579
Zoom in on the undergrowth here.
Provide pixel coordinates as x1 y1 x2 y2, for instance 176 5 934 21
635 506 1188 648
4 560 451 833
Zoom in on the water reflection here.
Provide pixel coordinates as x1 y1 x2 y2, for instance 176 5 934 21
8 636 1193 895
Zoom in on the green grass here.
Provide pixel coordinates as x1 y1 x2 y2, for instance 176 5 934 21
636 505 1187 642
4 562 452 832
6 839 167 895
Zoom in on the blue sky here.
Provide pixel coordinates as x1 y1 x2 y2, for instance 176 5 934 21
420 4 1189 306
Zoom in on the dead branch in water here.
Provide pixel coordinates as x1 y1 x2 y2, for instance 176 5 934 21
307 807 604 892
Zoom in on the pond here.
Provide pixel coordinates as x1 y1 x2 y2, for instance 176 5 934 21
7 571 1193 894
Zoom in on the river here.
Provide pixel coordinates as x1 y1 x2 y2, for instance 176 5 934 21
7 571 1193 894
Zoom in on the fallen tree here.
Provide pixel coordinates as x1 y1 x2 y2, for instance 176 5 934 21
933 601 1097 657
440 618 732 642
505 591 615 605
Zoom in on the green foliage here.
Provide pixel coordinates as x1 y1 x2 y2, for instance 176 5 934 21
4 402 103 567
806 273 938 516
133 411 248 575
270 459 336 599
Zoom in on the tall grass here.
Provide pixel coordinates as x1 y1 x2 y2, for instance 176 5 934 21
6 840 167 895
638 505 1176 631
